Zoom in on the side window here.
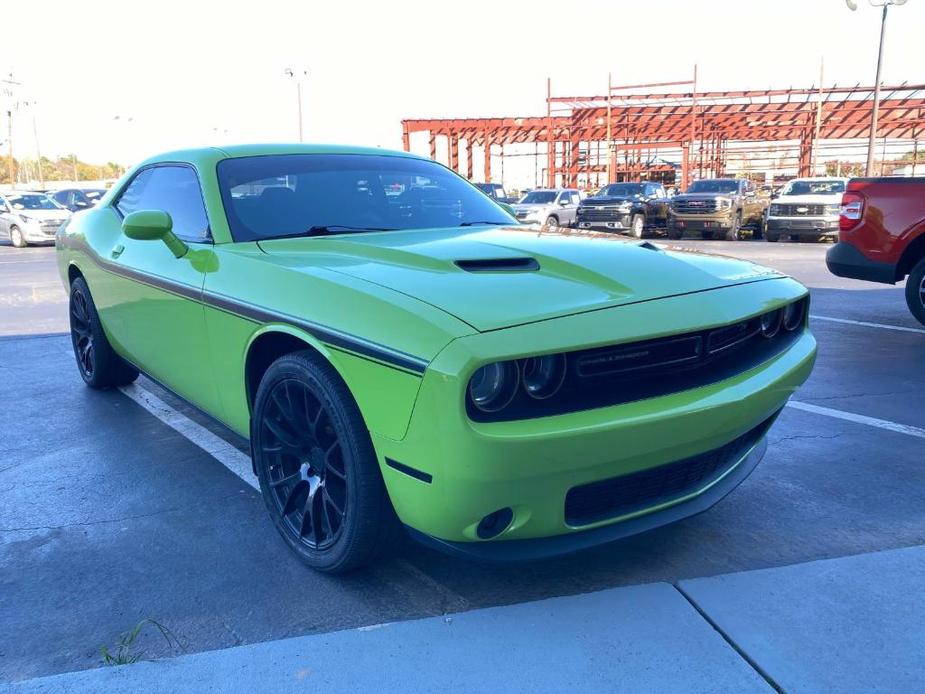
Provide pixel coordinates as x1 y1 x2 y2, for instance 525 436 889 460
116 165 210 241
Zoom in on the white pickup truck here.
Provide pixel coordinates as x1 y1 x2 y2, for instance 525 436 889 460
765 177 847 242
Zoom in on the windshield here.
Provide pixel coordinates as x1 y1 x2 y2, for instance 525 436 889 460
597 183 644 197
7 194 62 211
519 191 556 204
216 154 514 241
781 180 846 196
687 180 739 194
84 189 107 201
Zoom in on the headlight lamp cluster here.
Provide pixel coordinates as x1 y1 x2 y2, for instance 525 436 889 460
760 299 806 339
468 354 567 414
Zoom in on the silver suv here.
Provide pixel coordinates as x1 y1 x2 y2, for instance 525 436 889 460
0 192 72 247
512 188 580 228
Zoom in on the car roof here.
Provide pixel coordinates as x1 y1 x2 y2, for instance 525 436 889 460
136 143 429 169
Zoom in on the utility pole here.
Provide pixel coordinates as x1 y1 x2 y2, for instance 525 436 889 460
6 110 13 189
72 154 79 182
606 72 612 184
284 68 307 142
812 57 824 175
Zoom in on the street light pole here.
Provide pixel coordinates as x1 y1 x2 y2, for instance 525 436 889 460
866 2 888 176
284 68 307 142
847 0 909 176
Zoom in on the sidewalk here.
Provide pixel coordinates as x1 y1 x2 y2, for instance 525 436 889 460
4 545 923 693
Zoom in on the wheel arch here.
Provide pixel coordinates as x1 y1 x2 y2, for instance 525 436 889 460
896 231 925 280
67 262 85 286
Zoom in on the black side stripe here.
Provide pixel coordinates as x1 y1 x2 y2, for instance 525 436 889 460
64 236 429 375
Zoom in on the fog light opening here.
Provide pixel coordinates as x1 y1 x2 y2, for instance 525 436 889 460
476 507 514 540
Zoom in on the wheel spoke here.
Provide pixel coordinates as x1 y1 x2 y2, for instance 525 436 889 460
323 487 344 517
270 470 302 489
263 416 302 455
281 479 308 516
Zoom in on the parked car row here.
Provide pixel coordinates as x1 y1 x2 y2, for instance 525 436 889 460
0 187 108 247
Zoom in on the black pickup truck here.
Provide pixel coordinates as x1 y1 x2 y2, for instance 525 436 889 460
575 182 669 238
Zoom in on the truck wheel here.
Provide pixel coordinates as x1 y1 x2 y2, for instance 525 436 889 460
629 214 645 239
10 225 27 248
667 226 683 240
725 213 742 241
765 232 780 242
544 215 559 231
905 257 925 327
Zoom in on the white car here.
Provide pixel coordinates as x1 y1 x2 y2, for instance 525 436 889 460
0 192 72 247
765 177 848 242
511 188 581 229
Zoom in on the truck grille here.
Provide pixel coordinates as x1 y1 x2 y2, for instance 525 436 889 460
671 199 719 214
564 412 777 526
578 207 625 222
773 204 827 216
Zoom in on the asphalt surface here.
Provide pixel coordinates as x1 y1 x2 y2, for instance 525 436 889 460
1 237 923 683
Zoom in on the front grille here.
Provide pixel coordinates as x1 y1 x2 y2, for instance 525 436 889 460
672 199 719 214
578 207 626 222
773 204 828 217
466 298 808 423
564 412 777 526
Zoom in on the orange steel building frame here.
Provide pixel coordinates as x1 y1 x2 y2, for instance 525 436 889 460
401 74 925 189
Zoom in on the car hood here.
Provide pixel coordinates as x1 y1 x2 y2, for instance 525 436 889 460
257 226 783 332
580 196 637 206
773 194 840 205
672 192 736 201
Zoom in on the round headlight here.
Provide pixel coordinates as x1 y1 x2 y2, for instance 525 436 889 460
468 361 519 413
520 354 567 400
783 301 805 331
760 309 783 338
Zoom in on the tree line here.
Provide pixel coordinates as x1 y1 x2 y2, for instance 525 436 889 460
0 155 124 185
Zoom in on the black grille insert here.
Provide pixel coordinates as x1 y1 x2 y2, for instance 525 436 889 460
564 412 777 527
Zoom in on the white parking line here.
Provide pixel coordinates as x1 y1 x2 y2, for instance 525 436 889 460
810 314 925 335
118 383 259 489
787 400 925 440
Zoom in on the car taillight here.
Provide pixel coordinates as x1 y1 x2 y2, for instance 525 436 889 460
839 192 864 231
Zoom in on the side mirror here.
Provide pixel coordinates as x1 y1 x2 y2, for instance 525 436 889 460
558 199 568 207
122 209 188 258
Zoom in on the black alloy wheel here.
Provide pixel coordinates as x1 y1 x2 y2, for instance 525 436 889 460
68 276 138 389
252 351 397 572
260 378 348 552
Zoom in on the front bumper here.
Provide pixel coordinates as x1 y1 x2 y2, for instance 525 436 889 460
668 214 734 231
22 221 64 243
372 279 816 557
576 213 632 231
768 217 838 236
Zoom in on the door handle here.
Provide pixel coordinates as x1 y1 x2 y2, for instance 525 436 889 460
111 244 124 259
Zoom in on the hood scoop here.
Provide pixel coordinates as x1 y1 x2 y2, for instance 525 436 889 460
454 257 540 273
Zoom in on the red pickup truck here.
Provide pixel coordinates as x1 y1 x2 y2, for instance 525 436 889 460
826 177 925 325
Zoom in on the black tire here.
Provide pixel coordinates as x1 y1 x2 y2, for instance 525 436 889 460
69 276 139 389
10 225 27 248
905 257 925 327
725 213 742 241
629 214 645 239
667 226 683 240
544 215 559 230
765 232 780 242
753 218 765 241
252 351 397 573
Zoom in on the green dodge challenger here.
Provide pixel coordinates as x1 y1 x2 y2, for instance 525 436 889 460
57 144 816 572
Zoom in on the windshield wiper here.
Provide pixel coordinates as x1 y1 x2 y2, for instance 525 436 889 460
458 220 509 227
260 225 397 241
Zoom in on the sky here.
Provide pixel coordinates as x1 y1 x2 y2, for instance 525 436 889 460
2 0 924 188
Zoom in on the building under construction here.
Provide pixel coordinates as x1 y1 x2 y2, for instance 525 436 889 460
401 74 925 190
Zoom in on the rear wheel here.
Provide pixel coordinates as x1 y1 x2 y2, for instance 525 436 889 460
905 257 925 327
252 351 397 573
69 276 139 388
10 225 26 248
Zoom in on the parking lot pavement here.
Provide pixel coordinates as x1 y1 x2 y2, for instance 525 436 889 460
0 243 66 337
1 240 923 683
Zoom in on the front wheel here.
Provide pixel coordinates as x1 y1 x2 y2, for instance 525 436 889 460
69 276 139 388
667 226 683 240
10 226 27 248
544 215 559 231
905 257 925 327
725 213 742 241
629 214 645 239
252 351 397 573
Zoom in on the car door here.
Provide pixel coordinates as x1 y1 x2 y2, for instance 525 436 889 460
557 191 577 226
108 164 222 414
0 196 10 239
646 184 668 224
